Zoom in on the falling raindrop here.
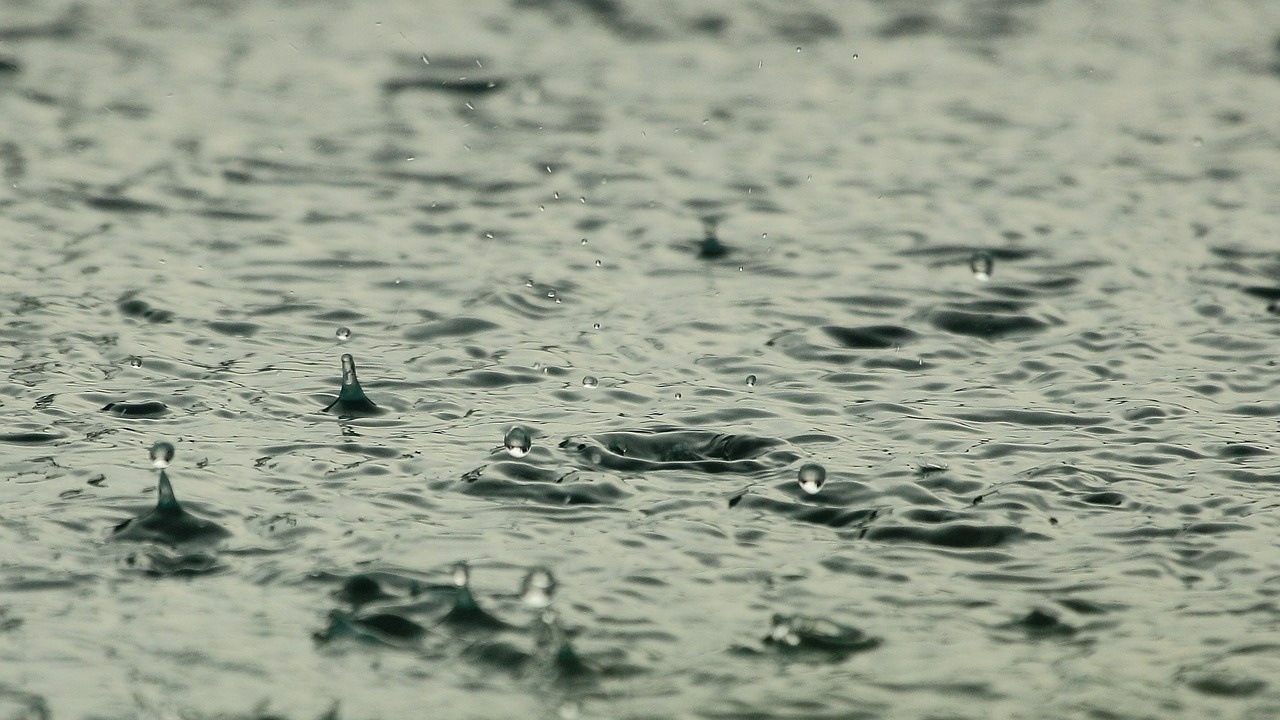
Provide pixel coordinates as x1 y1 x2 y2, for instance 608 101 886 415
452 561 470 588
149 441 175 469
335 326 351 342
592 323 601 330
745 374 757 388
504 427 532 458
797 463 827 495
970 251 994 281
128 356 143 368
594 259 602 267
521 567 556 608
580 238 588 245
582 376 599 389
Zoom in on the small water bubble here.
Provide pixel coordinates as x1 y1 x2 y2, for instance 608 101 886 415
797 463 826 495
335 326 351 342
504 427 532 458
521 567 556 608
149 441 175 469
582 376 598 389
128 356 142 368
970 251 994 281
452 562 470 588
746 374 757 388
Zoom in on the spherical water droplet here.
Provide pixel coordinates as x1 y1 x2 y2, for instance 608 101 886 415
970 251 994 281
336 326 351 342
128 356 142 368
674 392 682 400
580 238 588 245
797 463 826 495
149 441 175 469
746 374 757 388
521 567 556 608
504 427 532 458
582 376 598 388
594 259 602 267
452 562 470 588
592 323 601 330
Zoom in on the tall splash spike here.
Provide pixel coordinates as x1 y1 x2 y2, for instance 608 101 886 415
323 353 382 417
111 442 230 547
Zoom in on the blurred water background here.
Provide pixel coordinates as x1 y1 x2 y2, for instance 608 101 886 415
2 0 1280 718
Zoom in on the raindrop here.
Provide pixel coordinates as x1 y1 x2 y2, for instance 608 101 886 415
970 251 994 282
592 323 601 330
797 463 826 495
674 392 682 400
582 376 599 389
149 441 175 469
504 427 532 458
521 567 556 608
335 326 351 342
594 259 602 267
578 196 586 204
452 561 470 588
745 374 757 388
580 238 588 245
128 356 142 368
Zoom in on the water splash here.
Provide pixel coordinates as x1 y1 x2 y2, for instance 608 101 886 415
764 613 881 657
112 443 230 547
440 562 508 630
323 354 382 417
521 567 556 608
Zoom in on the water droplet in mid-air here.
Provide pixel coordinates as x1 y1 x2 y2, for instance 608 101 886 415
797 463 827 494
129 356 142 368
504 427 532 458
970 251 994 281
582 376 598 389
746 374 757 388
452 561 471 588
336 326 351 342
149 441 175 469
521 567 556 608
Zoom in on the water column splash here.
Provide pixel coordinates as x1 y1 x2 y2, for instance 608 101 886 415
970 251 994 281
323 354 382 417
697 217 729 260
520 567 556 608
520 568 592 679
112 441 230 547
441 561 508 629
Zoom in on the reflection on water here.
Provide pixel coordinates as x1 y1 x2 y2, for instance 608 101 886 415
2 0 1280 717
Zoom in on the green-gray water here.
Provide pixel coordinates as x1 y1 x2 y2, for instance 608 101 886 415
3 1 1280 718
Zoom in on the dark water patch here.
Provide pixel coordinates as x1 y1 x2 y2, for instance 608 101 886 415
315 609 426 647
769 11 841 43
997 608 1078 639
822 325 917 349
383 76 505 96
206 320 260 337
101 400 169 418
0 429 64 444
0 6 82 40
119 547 224 577
196 208 275 222
0 57 20 74
512 0 662 39
877 13 941 38
928 304 1053 340
735 495 881 530
950 409 1107 427
460 476 627 506
1079 491 1126 507
112 470 231 548
1218 443 1271 458
403 317 499 341
561 428 790 474
866 522 1034 549
85 196 167 214
116 293 174 323
1179 670 1268 698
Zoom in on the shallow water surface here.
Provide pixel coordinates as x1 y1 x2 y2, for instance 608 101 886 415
2 1 1280 718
